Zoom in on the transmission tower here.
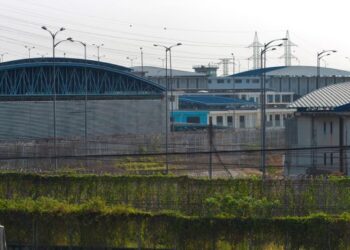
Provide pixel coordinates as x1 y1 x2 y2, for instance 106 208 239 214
218 58 231 76
279 30 297 66
248 32 263 70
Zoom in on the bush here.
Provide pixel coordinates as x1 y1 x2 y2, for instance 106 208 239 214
205 194 280 217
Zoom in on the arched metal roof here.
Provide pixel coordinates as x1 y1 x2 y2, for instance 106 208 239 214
290 82 350 110
0 58 165 97
232 66 350 77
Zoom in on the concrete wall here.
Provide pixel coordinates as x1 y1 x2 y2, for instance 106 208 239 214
0 97 166 140
285 113 350 176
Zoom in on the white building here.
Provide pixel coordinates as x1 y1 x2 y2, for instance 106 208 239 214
209 108 294 129
285 82 350 176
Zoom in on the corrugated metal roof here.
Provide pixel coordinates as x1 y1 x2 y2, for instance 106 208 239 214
289 82 350 108
132 66 206 77
231 66 350 77
230 66 285 77
180 95 254 105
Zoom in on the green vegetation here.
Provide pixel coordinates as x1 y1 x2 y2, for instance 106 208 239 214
1 173 350 248
204 194 280 217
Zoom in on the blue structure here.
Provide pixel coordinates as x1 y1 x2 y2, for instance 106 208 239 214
0 58 164 97
171 110 208 125
179 95 256 110
230 66 286 77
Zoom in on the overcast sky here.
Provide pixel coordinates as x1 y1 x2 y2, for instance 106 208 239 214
1 0 350 74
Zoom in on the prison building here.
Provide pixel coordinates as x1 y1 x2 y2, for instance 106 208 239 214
208 66 350 97
0 58 166 140
285 82 350 176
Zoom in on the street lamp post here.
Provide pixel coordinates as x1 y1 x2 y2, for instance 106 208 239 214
140 47 144 73
153 42 182 174
69 39 88 155
126 56 137 67
41 25 72 169
260 38 287 178
92 43 104 61
24 45 35 59
231 53 235 74
158 58 165 68
0 52 8 63
317 50 337 88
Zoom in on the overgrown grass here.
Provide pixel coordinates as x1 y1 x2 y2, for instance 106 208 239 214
1 173 350 248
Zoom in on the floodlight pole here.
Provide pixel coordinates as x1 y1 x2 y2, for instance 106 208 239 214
24 45 35 58
153 43 182 174
140 47 144 73
69 39 88 155
42 25 71 169
92 43 104 61
0 53 8 63
316 50 337 88
260 38 287 179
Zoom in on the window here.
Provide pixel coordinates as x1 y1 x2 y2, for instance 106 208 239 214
330 122 333 134
246 79 250 83
324 153 327 166
217 79 225 84
323 122 327 134
234 79 242 83
330 153 334 165
239 116 245 128
176 79 180 89
227 116 233 127
249 97 254 102
252 79 259 83
209 116 213 125
216 116 223 126
282 94 291 103
187 116 200 124
241 95 247 100
275 114 281 127
275 95 281 103
227 79 231 83
208 79 212 83
267 115 273 127
267 95 274 103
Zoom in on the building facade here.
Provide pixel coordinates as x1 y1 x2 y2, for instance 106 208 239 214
132 66 208 90
285 82 350 176
208 66 350 97
0 58 166 140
